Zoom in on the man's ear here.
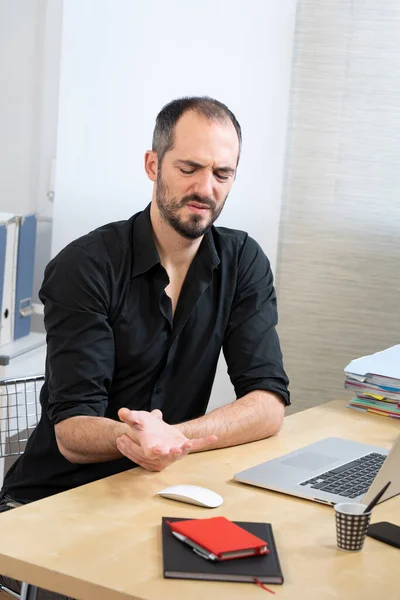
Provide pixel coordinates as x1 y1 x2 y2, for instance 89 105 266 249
144 150 158 182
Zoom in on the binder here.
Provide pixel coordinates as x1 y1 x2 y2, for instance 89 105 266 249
0 221 7 328
13 214 37 340
0 213 18 346
0 213 37 346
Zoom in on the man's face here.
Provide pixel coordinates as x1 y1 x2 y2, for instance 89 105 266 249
155 111 239 239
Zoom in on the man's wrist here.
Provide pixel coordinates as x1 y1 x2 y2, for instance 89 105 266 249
114 421 136 446
172 423 187 437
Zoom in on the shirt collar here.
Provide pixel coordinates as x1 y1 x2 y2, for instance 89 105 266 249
202 228 220 270
131 203 220 278
131 204 161 278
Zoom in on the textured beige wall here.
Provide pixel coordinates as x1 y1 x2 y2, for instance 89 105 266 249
277 0 400 414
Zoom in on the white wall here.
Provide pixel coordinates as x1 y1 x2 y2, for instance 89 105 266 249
30 0 62 331
53 0 297 408
0 0 41 214
32 0 62 220
53 0 297 268
0 0 61 217
0 0 62 333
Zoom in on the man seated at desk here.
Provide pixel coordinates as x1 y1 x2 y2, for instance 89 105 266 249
0 97 289 599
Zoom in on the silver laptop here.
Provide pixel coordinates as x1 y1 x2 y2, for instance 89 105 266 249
234 436 400 506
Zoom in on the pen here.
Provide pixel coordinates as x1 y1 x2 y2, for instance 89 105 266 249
364 481 391 513
171 531 218 561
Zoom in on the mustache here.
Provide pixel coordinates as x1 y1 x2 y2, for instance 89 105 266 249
180 194 216 210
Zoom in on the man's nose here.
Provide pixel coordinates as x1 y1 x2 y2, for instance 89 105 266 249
192 170 214 199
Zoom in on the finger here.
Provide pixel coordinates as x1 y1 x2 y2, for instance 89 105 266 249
142 444 173 459
116 436 137 456
117 438 158 469
118 440 171 472
123 410 144 426
181 441 193 451
118 407 131 421
162 441 192 459
118 408 145 428
151 409 163 420
169 447 183 459
149 445 172 457
170 442 195 459
117 436 144 460
116 438 138 463
117 433 137 445
176 446 192 460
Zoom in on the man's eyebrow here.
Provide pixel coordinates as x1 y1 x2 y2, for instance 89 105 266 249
174 159 235 175
215 166 236 175
173 159 204 169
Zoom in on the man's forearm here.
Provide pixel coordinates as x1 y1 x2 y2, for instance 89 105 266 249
176 390 285 451
55 416 132 463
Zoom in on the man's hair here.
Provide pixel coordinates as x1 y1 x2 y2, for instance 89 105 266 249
152 96 242 166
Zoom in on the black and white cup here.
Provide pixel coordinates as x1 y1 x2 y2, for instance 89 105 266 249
334 503 371 551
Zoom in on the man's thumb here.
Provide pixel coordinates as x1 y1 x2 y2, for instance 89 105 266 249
118 408 142 426
151 409 163 420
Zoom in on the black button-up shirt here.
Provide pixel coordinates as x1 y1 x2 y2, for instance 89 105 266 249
3 205 289 502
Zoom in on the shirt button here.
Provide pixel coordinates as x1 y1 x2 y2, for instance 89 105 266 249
155 387 162 395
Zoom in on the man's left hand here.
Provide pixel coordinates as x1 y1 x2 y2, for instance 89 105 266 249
116 435 187 471
117 408 217 467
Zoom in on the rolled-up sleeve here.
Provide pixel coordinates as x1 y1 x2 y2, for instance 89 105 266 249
39 244 115 424
223 236 290 405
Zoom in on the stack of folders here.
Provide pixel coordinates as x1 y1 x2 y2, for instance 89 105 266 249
344 345 400 419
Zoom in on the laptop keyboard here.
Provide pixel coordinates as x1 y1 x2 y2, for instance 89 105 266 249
300 452 386 498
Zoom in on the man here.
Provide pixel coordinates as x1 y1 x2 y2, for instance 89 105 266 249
0 97 289 599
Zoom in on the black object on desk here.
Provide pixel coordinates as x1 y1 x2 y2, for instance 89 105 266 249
161 517 284 584
367 521 400 549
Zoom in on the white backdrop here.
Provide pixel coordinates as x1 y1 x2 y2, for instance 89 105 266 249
52 0 297 409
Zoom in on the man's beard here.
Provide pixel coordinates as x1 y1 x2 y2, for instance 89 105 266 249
156 170 227 239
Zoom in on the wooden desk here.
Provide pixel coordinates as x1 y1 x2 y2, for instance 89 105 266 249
0 400 399 600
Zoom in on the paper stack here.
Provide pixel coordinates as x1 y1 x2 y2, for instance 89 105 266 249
344 345 400 419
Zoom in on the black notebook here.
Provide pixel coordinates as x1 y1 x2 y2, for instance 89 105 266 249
161 517 284 585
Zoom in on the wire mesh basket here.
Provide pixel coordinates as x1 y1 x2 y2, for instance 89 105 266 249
0 375 44 458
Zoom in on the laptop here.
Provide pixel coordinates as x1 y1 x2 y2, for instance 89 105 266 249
234 436 400 506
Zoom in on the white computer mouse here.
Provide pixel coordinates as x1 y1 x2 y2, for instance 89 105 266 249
157 484 223 508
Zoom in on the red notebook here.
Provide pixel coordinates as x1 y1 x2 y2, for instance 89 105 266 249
167 516 269 561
